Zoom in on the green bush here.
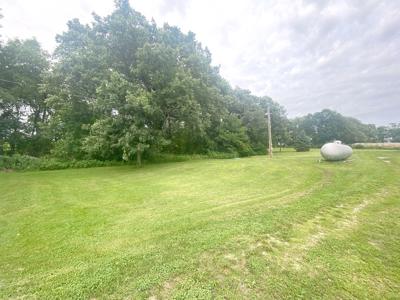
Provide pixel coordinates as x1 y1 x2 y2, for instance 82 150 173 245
2 142 11 156
1 151 243 172
0 154 41 170
352 144 365 149
145 153 195 164
38 159 70 170
0 155 125 171
206 151 238 159
293 131 311 152
146 152 238 163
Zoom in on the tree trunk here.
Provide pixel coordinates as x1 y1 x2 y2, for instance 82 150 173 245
137 144 142 167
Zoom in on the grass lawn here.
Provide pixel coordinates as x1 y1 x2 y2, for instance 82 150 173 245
1 150 399 299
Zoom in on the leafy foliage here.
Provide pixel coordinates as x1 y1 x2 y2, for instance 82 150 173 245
377 123 400 143
0 154 124 171
293 130 311 152
292 109 379 146
0 39 50 156
0 2 396 167
1 1 291 163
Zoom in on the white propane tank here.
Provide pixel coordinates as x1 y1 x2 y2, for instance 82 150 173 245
320 140 352 161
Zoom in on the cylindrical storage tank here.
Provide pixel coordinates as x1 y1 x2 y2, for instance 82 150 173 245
320 141 352 161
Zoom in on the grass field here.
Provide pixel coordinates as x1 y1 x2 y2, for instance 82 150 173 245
1 150 399 299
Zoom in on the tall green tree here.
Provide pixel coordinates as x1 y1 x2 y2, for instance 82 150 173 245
0 39 49 155
388 123 400 142
83 71 163 164
293 130 311 152
232 88 290 152
293 109 378 146
4 0 369 161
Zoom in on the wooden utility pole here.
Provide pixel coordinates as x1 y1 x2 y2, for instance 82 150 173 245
267 106 273 158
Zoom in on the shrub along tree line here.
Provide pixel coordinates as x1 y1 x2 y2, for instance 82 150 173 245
0 0 396 166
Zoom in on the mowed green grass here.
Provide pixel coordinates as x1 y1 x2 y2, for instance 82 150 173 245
1 150 399 299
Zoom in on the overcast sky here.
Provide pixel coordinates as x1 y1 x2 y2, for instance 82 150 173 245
2 0 399 125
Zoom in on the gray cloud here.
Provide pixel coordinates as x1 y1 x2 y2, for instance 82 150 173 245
213 0 400 125
2 0 399 125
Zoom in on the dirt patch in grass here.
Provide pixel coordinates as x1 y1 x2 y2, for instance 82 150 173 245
148 276 182 300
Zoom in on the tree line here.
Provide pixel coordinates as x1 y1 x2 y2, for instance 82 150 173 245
0 0 397 164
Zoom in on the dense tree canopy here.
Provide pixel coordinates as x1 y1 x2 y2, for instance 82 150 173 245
292 109 379 146
0 39 49 156
376 123 400 143
0 1 396 163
